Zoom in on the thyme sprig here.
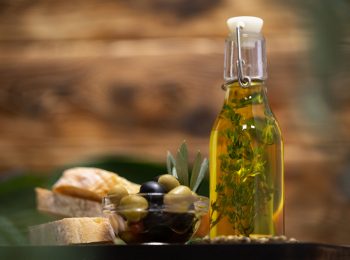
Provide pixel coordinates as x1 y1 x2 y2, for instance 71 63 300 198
210 91 275 236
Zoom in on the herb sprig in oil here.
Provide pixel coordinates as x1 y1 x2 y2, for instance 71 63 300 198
210 91 276 236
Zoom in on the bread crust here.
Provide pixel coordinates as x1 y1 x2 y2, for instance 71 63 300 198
36 187 103 218
52 167 140 201
29 217 115 245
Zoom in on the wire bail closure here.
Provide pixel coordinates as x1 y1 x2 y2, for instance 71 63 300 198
236 25 251 88
221 24 252 91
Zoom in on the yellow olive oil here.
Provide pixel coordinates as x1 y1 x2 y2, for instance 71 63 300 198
209 81 284 238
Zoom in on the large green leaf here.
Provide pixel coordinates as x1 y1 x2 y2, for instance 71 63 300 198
175 149 188 186
192 158 209 192
190 151 202 190
167 151 177 177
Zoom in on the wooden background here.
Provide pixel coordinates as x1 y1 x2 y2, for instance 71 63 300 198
0 0 349 244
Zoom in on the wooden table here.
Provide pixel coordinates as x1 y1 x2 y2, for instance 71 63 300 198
1 243 349 260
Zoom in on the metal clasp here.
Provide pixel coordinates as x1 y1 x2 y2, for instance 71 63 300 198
236 25 251 88
221 25 252 91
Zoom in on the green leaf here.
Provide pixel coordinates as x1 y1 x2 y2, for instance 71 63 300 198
179 141 188 164
190 151 202 190
176 149 188 186
192 158 208 192
172 167 178 178
166 151 176 175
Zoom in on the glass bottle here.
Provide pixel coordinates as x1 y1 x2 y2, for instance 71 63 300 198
209 16 284 238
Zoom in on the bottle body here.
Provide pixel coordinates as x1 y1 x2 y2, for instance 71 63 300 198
209 81 284 237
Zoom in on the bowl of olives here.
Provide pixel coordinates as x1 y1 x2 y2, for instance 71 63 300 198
102 175 209 244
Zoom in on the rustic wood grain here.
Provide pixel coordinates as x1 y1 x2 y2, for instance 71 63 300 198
0 0 300 40
0 38 315 170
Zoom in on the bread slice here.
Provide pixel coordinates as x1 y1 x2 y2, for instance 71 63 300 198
29 218 115 245
52 167 140 201
35 188 103 218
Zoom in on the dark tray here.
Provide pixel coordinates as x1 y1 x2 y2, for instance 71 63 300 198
1 243 349 260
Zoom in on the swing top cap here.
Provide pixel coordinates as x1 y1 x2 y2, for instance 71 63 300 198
227 16 263 34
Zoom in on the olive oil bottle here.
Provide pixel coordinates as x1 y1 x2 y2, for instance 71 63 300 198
209 17 284 238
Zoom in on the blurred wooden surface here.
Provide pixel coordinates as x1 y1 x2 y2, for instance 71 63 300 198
0 39 301 166
0 0 349 245
0 0 300 40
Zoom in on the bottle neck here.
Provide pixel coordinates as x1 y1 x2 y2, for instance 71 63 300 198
224 31 267 84
223 80 273 118
224 80 266 103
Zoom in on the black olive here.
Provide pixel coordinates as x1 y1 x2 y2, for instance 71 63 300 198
140 181 166 193
140 181 166 205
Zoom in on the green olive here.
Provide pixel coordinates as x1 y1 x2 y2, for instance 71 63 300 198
164 185 197 213
158 174 180 192
108 184 129 205
168 185 193 196
118 194 148 222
